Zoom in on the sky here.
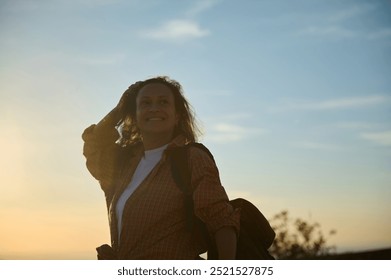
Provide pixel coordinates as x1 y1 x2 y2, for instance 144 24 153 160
0 0 390 259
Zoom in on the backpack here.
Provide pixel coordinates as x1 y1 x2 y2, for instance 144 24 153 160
170 143 275 260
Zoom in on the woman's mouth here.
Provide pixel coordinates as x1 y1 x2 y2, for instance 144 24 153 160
147 117 164 121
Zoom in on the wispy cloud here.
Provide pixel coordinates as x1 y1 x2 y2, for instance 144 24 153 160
295 3 383 41
206 122 265 143
296 25 356 39
140 0 219 43
3 0 121 11
308 95 389 110
334 121 382 130
185 0 222 17
216 112 253 121
270 95 390 112
360 131 391 147
327 4 376 22
293 141 339 151
367 28 391 40
141 19 210 42
298 26 391 41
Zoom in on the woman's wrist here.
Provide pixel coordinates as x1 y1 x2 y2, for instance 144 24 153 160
215 226 237 259
95 107 120 132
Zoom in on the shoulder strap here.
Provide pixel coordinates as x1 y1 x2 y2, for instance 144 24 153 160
170 144 194 231
170 143 215 231
188 142 216 163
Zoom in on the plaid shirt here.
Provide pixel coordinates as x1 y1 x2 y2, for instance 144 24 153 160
82 125 240 259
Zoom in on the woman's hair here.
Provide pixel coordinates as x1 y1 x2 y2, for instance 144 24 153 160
117 76 201 147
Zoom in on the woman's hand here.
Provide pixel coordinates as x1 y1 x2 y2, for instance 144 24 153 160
95 106 120 133
214 226 237 259
116 81 143 118
95 81 142 133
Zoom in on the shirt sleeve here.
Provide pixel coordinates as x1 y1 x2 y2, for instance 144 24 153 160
189 146 240 236
82 124 122 192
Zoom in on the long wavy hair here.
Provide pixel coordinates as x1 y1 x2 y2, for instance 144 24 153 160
116 76 201 147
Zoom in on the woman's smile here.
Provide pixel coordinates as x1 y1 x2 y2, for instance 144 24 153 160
136 83 178 143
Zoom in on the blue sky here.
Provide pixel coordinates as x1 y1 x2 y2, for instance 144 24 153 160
0 0 390 259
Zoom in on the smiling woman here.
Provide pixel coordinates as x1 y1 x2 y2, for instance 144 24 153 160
134 83 179 149
116 77 199 148
82 76 239 260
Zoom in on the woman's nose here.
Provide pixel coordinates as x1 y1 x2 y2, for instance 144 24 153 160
148 102 160 112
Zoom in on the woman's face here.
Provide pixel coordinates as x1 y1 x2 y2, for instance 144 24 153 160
136 83 178 140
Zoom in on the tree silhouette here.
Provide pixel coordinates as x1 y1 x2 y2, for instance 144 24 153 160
269 210 336 259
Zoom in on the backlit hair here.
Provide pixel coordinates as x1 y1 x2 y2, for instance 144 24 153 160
117 76 201 147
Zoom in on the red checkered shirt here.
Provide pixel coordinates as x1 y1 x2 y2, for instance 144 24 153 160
82 124 240 259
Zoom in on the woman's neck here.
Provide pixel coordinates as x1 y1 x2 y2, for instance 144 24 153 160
142 133 173 150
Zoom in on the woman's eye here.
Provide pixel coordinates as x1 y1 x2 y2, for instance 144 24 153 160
159 99 168 105
140 100 151 106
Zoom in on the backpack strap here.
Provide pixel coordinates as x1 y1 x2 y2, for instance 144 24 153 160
170 143 215 231
170 144 194 231
189 143 216 163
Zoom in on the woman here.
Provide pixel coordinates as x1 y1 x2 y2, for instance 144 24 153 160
82 76 239 259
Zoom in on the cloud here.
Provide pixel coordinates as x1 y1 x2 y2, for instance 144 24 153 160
295 3 382 40
297 25 356 39
367 28 391 40
139 0 219 42
293 141 339 151
334 122 382 130
309 95 389 110
141 19 210 42
2 0 121 12
360 131 391 147
217 112 253 121
270 95 390 112
328 4 376 22
297 26 391 41
185 0 222 17
206 122 265 143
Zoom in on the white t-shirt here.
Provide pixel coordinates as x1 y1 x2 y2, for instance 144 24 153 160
116 144 168 238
